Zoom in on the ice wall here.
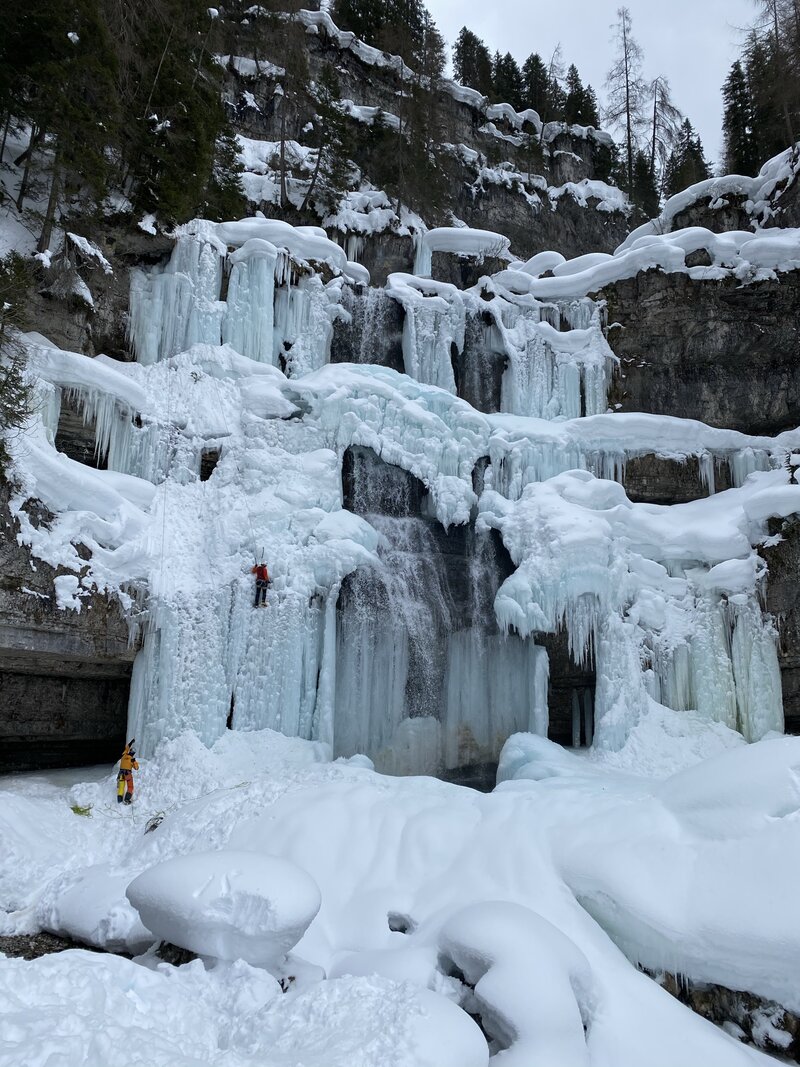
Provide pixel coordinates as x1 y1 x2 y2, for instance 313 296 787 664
129 223 344 373
18 217 800 775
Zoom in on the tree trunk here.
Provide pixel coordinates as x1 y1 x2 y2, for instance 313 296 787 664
623 20 633 191
142 24 175 121
0 113 11 167
650 82 658 175
37 152 61 254
279 102 288 210
16 126 39 211
301 129 327 213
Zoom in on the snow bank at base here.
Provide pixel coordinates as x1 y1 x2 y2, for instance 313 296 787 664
0 950 487 1067
0 727 786 1067
499 732 800 1015
126 850 321 966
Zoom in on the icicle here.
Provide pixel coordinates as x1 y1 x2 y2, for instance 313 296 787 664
728 447 772 487
221 241 276 364
413 233 432 277
729 597 783 739
698 453 716 495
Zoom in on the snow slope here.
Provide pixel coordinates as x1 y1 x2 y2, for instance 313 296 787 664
0 728 791 1066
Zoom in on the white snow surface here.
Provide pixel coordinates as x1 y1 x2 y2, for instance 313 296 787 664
0 727 791 1066
126 850 321 965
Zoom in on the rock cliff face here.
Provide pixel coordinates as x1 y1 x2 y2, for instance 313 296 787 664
0 481 136 771
762 518 800 735
604 271 800 435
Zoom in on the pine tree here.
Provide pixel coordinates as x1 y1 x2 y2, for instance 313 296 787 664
582 86 600 127
331 0 385 45
604 6 647 193
492 52 524 110
452 27 493 95
564 67 583 124
663 118 712 196
631 150 659 217
722 60 759 173
522 54 550 118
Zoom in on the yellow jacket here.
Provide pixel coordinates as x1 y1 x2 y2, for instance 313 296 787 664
120 746 139 772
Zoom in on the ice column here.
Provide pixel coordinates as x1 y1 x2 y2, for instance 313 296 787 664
129 227 225 365
221 239 277 364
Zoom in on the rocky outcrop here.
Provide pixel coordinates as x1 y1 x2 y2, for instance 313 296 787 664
604 270 800 435
654 969 800 1062
457 182 631 261
762 518 800 735
0 481 136 772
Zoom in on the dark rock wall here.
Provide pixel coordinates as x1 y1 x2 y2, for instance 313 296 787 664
762 518 800 735
604 270 800 435
458 184 631 261
0 481 136 772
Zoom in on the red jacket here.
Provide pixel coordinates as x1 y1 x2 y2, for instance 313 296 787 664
252 564 269 582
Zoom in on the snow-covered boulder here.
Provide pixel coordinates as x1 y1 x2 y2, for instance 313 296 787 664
439 901 593 1067
126 850 321 966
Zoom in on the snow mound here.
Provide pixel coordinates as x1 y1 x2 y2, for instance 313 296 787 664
126 850 321 966
439 901 593 1067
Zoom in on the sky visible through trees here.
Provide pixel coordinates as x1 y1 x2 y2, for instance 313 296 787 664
426 0 754 162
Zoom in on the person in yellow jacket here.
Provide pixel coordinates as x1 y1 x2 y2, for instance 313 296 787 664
117 740 139 805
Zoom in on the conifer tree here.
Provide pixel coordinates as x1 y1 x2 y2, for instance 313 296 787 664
522 54 550 118
631 150 659 217
564 65 599 126
663 118 712 196
722 60 759 173
331 0 384 45
492 53 524 110
452 27 494 95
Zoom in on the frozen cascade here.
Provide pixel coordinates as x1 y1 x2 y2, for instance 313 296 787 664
21 215 800 776
487 297 615 419
334 287 402 367
130 227 339 375
483 473 786 750
334 517 547 774
221 240 276 364
335 449 547 774
129 227 225 366
386 275 465 392
273 275 336 376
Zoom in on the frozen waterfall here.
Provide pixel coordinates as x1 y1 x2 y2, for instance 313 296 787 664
25 217 790 777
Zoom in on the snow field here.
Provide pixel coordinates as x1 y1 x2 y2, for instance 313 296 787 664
1 726 791 1065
